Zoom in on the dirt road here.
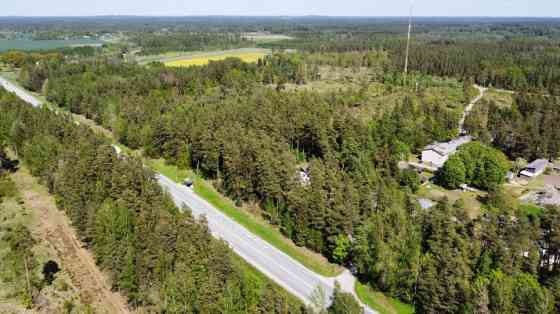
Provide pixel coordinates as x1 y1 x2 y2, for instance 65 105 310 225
12 167 130 314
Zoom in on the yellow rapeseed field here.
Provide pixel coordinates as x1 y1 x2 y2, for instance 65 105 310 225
165 52 266 67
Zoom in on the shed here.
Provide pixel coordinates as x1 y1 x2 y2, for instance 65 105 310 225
418 198 436 210
520 159 549 178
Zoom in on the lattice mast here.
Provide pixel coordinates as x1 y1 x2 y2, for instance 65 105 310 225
404 0 414 74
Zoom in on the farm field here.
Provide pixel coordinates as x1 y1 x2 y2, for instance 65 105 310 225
164 49 269 67
136 48 270 66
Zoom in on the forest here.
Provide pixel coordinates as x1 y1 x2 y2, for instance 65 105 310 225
8 49 560 313
0 88 314 313
465 93 560 161
2 17 560 314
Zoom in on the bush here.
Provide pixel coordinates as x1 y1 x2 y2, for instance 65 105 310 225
0 176 17 200
437 142 510 191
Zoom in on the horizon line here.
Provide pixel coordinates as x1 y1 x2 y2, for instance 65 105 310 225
1 15 559 19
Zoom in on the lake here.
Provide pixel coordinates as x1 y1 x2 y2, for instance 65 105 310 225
0 39 103 52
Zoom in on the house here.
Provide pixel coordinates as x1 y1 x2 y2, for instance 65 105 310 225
421 136 472 169
520 159 549 178
544 175 560 191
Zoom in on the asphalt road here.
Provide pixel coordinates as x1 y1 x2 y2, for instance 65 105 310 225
158 175 338 305
1 76 376 313
0 77 42 108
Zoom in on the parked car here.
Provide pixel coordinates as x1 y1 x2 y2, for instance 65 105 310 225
183 178 194 188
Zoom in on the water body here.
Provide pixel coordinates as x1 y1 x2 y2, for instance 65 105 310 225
0 39 103 52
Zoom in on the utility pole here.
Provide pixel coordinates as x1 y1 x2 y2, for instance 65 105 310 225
404 0 414 75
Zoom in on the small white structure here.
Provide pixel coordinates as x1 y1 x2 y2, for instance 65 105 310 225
111 144 122 156
506 171 515 182
421 136 472 169
520 159 549 178
418 198 436 210
298 167 311 186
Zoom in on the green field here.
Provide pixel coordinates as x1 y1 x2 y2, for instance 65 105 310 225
0 39 102 52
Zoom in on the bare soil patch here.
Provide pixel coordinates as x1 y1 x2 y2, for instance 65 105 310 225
11 167 130 314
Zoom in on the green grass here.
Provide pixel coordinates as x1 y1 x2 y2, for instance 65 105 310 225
355 282 415 314
230 253 303 306
482 88 514 108
417 183 484 218
145 158 342 277
520 203 545 216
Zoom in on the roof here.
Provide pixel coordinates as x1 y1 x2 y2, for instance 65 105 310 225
544 175 560 187
423 136 472 157
526 159 549 171
418 198 436 210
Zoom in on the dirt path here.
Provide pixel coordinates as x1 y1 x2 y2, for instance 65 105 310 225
459 84 486 134
12 167 130 314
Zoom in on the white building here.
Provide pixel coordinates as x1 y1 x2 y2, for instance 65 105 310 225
421 136 472 169
520 159 549 178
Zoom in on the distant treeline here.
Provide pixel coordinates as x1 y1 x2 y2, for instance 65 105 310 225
132 31 249 55
0 46 98 67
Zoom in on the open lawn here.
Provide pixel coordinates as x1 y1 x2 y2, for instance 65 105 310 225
417 183 484 218
504 175 546 199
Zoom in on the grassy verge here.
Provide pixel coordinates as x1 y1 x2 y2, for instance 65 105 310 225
355 282 415 314
230 253 304 306
145 158 342 277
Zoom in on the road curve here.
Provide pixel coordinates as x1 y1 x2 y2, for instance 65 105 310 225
0 77 42 108
0 76 377 313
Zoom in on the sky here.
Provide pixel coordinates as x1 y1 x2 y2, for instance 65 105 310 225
3 0 559 17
